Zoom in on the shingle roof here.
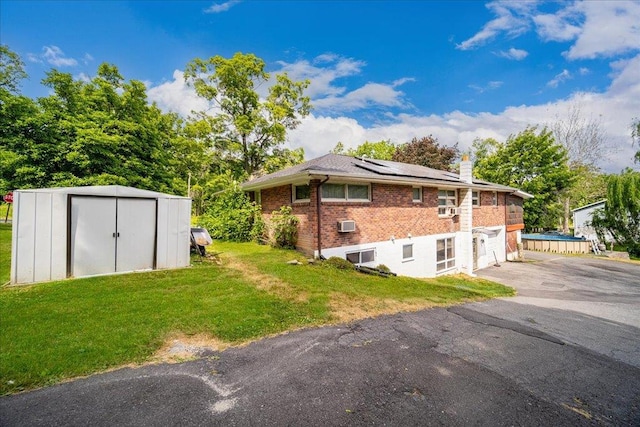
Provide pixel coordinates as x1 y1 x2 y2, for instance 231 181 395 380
243 153 527 195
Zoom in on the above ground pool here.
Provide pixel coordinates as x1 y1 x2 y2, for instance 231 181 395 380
521 233 585 241
521 233 591 254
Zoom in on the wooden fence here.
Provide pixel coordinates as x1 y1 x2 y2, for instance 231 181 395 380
522 239 591 254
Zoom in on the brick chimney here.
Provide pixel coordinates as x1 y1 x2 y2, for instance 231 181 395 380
459 154 474 276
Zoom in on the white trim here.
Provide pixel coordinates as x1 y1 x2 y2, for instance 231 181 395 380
438 189 458 216
322 182 371 202
292 183 311 203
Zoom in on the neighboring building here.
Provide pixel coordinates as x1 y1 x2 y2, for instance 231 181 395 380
243 154 532 278
573 200 612 242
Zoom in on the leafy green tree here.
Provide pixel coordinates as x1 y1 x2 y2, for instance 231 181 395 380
197 179 264 242
184 53 311 177
591 170 640 256
331 140 396 159
474 127 574 230
632 118 640 163
262 147 305 175
392 136 459 171
1 57 182 193
0 44 28 94
331 142 346 155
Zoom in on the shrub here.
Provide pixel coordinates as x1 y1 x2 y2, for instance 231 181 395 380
323 256 355 270
198 183 264 242
270 206 299 249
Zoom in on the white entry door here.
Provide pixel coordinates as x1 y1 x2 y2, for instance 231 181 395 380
71 197 156 278
71 197 117 278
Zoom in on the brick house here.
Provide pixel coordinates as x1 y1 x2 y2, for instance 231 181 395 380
243 154 532 277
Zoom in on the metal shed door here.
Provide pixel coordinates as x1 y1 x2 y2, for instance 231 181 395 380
71 197 117 278
116 198 156 272
70 197 157 278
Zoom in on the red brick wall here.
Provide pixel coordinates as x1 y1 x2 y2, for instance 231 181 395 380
259 183 510 256
260 185 316 254
319 184 459 249
473 191 507 227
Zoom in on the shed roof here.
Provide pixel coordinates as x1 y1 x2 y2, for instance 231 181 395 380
15 185 189 199
243 153 532 198
572 199 606 213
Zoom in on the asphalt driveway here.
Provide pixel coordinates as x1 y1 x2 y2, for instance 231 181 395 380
1 252 639 426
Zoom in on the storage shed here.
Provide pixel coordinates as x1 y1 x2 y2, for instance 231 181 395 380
10 185 192 285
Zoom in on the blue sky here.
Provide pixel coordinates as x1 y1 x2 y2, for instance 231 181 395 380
2 0 639 172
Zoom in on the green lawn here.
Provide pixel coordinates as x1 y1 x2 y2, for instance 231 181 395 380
0 223 10 284
0 229 514 395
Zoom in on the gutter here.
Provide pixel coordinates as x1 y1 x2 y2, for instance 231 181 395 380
316 175 330 259
243 171 518 193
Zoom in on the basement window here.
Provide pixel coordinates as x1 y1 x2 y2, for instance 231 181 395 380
346 248 375 264
403 244 414 261
436 237 455 272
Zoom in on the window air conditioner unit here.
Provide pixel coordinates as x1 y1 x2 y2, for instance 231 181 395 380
338 220 356 233
447 207 460 216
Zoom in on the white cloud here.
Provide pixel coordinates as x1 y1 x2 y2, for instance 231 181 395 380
456 1 535 50
288 55 640 174
578 67 590 75
26 53 42 64
275 55 413 112
42 46 78 67
83 53 94 64
547 69 572 88
469 81 504 93
313 82 409 111
533 7 582 42
76 72 91 82
459 1 640 60
276 55 365 98
204 0 241 14
496 47 529 60
564 1 640 59
147 70 211 117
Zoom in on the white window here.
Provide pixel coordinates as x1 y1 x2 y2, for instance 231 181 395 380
412 187 422 202
472 191 479 207
438 189 457 215
293 184 310 202
491 191 498 206
403 244 413 260
436 237 455 272
322 183 370 201
346 249 375 264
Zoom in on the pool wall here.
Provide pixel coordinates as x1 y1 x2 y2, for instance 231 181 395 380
522 238 591 254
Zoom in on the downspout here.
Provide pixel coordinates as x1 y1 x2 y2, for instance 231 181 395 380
316 176 330 259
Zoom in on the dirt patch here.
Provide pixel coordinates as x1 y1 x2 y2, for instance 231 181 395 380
152 333 231 363
329 292 435 323
222 255 309 303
